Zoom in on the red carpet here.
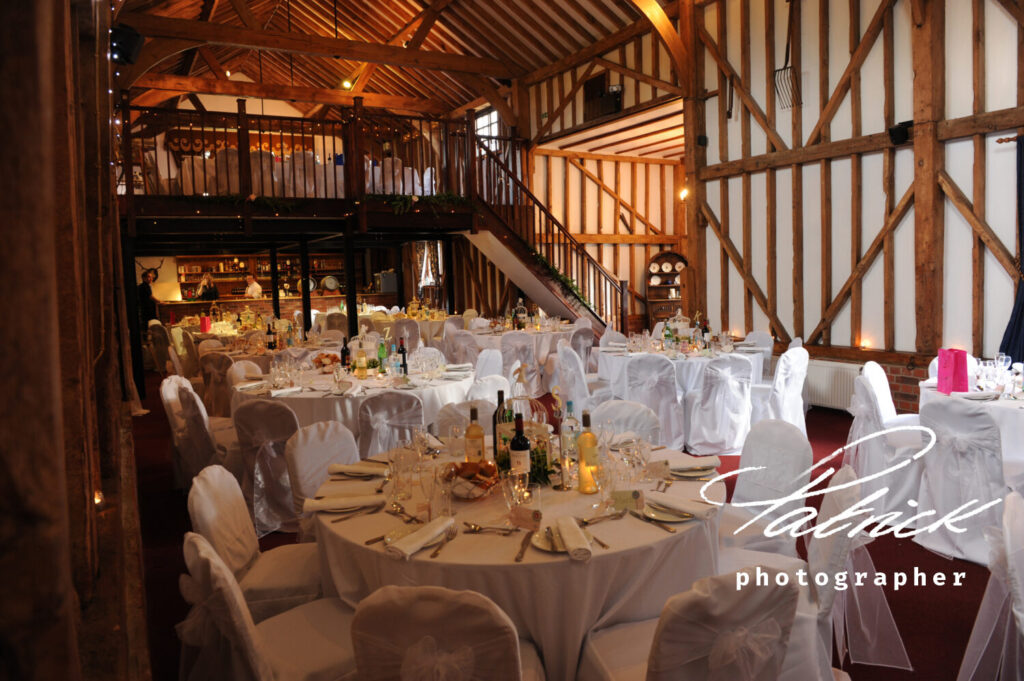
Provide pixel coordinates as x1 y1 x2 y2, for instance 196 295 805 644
133 372 990 680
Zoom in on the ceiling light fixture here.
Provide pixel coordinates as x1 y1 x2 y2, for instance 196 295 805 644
341 79 353 90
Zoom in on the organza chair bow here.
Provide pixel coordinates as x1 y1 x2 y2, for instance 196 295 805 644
358 392 425 459
501 331 540 396
233 399 301 535
401 637 475 681
200 351 234 417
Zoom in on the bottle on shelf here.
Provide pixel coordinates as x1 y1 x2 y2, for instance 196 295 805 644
577 411 598 494
509 413 531 476
465 407 485 464
492 389 505 462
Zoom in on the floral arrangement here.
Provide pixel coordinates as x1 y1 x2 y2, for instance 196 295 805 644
312 352 340 369
494 436 556 486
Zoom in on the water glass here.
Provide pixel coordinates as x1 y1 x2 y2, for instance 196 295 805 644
448 424 465 459
388 446 417 502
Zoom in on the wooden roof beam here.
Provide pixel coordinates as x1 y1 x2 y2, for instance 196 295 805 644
118 12 518 83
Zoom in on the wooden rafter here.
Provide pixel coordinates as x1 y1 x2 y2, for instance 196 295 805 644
228 0 259 30
567 157 662 234
700 200 791 342
132 73 448 114
531 62 598 144
534 147 678 165
806 185 914 344
938 170 1020 281
992 0 1024 26
624 0 692 94
591 57 683 95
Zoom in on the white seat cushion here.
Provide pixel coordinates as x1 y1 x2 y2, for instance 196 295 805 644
577 618 659 681
240 542 322 622
258 597 357 681
519 638 546 681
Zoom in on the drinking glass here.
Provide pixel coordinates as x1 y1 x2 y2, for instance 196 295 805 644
387 445 416 502
448 424 465 460
417 460 438 519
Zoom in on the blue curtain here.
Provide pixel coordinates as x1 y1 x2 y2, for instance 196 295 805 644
998 137 1024 362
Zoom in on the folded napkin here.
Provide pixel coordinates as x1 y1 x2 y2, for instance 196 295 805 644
327 462 388 477
270 386 302 397
556 516 591 562
237 380 265 391
607 341 627 348
670 453 722 470
385 517 454 561
425 433 445 450
446 363 473 372
302 494 381 514
645 491 718 521
344 383 364 397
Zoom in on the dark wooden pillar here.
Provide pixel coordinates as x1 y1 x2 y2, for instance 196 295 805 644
443 238 456 313
345 217 359 338
465 112 477 197
269 246 280 319
122 236 145 396
394 245 406 307
299 238 312 335
236 98 253 235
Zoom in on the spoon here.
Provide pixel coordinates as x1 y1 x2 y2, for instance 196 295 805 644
463 522 519 535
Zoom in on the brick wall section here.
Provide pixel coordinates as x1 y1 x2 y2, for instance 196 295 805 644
882 361 930 414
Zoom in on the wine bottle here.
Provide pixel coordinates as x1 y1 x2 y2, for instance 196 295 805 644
464 407 485 463
577 411 598 494
355 348 368 380
398 337 407 370
492 389 504 462
265 323 276 351
340 338 349 368
561 400 580 466
509 413 530 475
376 341 387 374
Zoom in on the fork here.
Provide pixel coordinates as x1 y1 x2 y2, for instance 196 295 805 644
430 525 458 558
329 502 384 524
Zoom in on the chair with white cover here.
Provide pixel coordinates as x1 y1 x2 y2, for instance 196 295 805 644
600 329 628 348
557 341 612 415
784 338 811 414
227 360 263 387
349 331 382 354
502 331 540 395
181 330 203 380
955 490 1024 681
718 420 812 558
149 323 173 375
186 465 323 624
320 329 345 342
284 421 359 540
626 354 685 450
280 347 311 364
357 391 424 459
475 348 504 380
177 385 241 481
684 355 752 455
448 330 480 366
651 321 665 339
392 318 422 351
745 330 774 348
467 374 510 403
199 351 234 418
197 339 224 355
161 376 197 487
463 308 479 322
913 398 1007 565
578 566 798 681
787 337 803 349
351 585 545 681
233 399 301 536
842 363 922 520
324 312 348 332
590 400 660 445
438 399 498 437
750 347 809 435
176 532 353 681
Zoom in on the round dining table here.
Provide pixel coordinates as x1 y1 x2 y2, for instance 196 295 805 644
313 449 724 681
919 382 1024 469
472 327 574 362
230 369 473 430
596 348 765 399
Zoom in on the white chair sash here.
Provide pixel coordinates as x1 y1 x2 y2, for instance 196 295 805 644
233 400 300 536
358 392 424 458
200 352 234 418
569 327 594 373
684 355 752 454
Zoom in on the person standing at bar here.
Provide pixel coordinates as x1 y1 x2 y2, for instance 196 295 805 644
245 273 263 299
138 268 159 324
196 272 219 301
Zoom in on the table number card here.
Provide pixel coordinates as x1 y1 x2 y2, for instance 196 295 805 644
611 489 644 511
644 460 671 479
510 507 542 530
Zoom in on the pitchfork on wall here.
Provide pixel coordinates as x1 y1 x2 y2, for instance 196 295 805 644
774 0 802 110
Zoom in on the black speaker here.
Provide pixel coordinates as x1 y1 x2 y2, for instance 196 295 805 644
111 25 143 65
887 120 913 146
697 134 708 147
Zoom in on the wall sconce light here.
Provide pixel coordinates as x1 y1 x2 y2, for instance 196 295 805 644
679 188 689 201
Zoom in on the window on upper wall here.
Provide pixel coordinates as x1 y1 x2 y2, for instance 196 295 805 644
475 109 500 151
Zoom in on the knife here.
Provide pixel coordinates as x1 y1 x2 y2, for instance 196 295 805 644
515 530 536 562
629 509 676 533
548 525 567 552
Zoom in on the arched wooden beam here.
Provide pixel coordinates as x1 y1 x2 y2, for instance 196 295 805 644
624 0 695 97
115 37 202 90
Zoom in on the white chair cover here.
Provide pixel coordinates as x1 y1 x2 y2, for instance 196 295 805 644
600 329 627 347
468 317 491 330
842 374 923 520
449 330 480 366
160 376 189 446
557 341 611 415
324 312 348 332
475 348 503 380
351 585 544 681
914 398 1007 565
233 399 301 536
182 330 203 379
956 491 1024 681
168 344 187 377
320 329 344 342
721 420 812 557
198 339 224 355
745 331 774 347
284 421 359 539
150 323 173 374
787 337 803 349
349 331 382 354
438 399 498 437
590 400 660 444
200 351 234 418
357 391 425 458
467 374 510 404
178 386 237 481
177 532 351 681
393 318 422 351
751 347 809 435
463 308 479 322
624 355 684 449
501 331 540 396
228 360 263 387
570 326 595 375
574 317 593 329
651 321 665 339
684 355 752 455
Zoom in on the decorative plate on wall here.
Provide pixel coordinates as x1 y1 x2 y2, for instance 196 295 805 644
674 262 686 272
660 262 673 273
321 275 339 291
649 263 660 274
650 275 662 285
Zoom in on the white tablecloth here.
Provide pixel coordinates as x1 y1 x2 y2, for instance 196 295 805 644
314 449 724 681
472 328 574 362
597 349 764 399
231 371 472 429
919 383 1024 468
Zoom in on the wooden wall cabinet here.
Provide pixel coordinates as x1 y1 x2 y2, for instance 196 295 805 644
644 251 688 328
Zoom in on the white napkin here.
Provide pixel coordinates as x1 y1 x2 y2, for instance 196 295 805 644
670 453 722 470
344 383 364 397
425 433 445 450
237 381 265 391
302 494 381 513
555 516 591 562
270 386 302 397
327 462 388 477
446 363 473 372
607 341 627 348
385 517 454 561
645 491 717 520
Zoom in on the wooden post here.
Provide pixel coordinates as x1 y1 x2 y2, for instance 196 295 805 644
444 119 458 195
443 238 456 313
680 0 705 318
465 112 477 198
351 97 365 201
911 0 945 353
394 245 405 307
619 279 630 333
120 91 135 235
269 246 281 319
299 238 312 335
122 235 145 396
345 217 359 338
236 98 253 235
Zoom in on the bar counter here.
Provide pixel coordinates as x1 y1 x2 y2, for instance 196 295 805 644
156 293 398 325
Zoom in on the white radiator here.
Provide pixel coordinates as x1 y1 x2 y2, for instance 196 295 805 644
805 359 861 410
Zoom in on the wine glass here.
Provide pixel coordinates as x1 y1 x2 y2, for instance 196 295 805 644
417 460 438 519
448 423 465 460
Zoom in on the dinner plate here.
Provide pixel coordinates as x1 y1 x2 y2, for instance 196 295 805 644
674 261 685 272
954 391 1001 401
649 263 660 274
395 383 417 390
650 275 662 285
670 467 716 479
320 504 375 514
660 262 672 273
332 471 377 479
643 505 694 523
383 525 443 547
